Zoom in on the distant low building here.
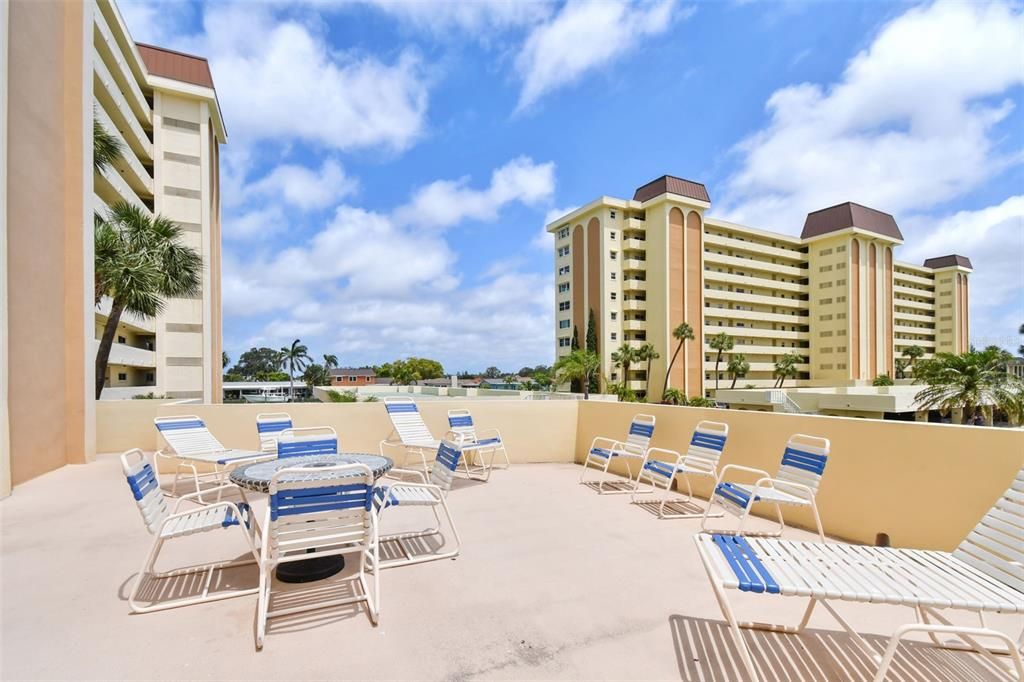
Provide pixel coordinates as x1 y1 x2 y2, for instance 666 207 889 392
329 368 376 387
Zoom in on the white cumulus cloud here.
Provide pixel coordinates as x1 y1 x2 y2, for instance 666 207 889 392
248 159 358 211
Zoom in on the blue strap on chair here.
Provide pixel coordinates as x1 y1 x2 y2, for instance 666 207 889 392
629 421 655 438
155 418 205 431
781 447 828 475
270 483 373 521
277 437 338 458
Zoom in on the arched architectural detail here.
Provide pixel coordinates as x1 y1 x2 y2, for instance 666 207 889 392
884 246 894 375
850 238 861 380
667 207 685 394
571 225 584 345
868 242 878 379
685 210 704 395
586 217 601 358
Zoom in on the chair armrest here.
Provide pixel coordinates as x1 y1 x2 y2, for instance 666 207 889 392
383 467 428 483
714 464 774 487
753 476 817 499
589 436 620 451
475 427 502 441
173 483 244 512
160 500 242 527
388 481 443 500
645 447 684 466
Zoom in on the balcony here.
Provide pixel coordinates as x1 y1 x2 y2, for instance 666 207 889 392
703 231 808 263
93 339 156 368
94 102 154 196
623 319 645 331
703 268 808 295
704 324 810 341
703 251 805 278
622 299 646 311
2 400 1021 679
623 279 647 293
96 296 156 333
622 258 646 271
703 288 807 310
93 47 152 160
623 238 646 251
95 163 151 216
894 284 934 298
894 310 936 324
93 4 150 123
626 216 644 230
894 270 935 288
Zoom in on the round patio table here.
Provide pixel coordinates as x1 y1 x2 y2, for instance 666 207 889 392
230 453 393 583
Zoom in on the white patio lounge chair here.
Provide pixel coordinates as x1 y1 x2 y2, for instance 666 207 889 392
276 426 338 458
154 415 271 501
370 433 464 570
448 409 510 480
381 398 439 473
120 448 259 613
700 433 830 542
694 465 1024 682
579 413 656 494
256 462 380 649
256 412 293 454
630 420 729 519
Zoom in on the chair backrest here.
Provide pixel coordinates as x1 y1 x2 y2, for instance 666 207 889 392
623 414 656 453
429 433 466 491
384 397 434 445
772 434 830 499
953 466 1024 594
120 448 169 534
256 412 293 454
267 463 375 560
447 409 477 441
681 420 729 475
154 415 226 455
277 426 338 459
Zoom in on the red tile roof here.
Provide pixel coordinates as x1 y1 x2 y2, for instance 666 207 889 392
633 175 710 204
923 255 973 269
801 202 903 241
136 43 215 89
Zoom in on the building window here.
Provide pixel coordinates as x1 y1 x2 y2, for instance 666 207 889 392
559 301 570 311
610 231 616 240
610 312 617 321
558 282 570 293
558 265 570 276
117 335 126 344
610 292 617 301
145 373 154 382
117 373 127 381
611 372 618 381
610 272 617 280
610 251 617 260
559 319 571 329
559 337 571 347
557 227 569 239
610 332 617 341
557 246 570 258
610 210 616 219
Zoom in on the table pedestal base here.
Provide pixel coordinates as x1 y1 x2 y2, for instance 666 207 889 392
276 554 345 583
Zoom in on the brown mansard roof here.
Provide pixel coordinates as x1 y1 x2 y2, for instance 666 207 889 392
136 43 215 89
633 175 710 204
801 202 903 241
923 255 973 270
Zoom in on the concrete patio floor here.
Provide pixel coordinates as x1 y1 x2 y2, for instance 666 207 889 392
1 456 1019 681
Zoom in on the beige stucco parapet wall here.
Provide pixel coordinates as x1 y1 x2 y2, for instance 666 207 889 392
94 399 1024 553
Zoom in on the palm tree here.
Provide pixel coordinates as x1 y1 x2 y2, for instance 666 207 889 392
323 353 339 370
894 358 909 380
637 343 660 397
279 339 310 400
611 343 638 388
708 332 734 391
773 352 802 388
302 363 330 388
901 345 925 375
661 387 685 405
727 354 750 389
1019 323 1023 357
93 115 123 174
222 351 230 369
661 322 694 398
914 348 1020 424
554 350 600 400
94 202 202 399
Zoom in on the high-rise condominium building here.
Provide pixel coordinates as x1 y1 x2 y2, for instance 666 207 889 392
547 176 972 400
1 0 224 491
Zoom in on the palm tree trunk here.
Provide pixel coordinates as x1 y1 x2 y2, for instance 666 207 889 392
661 341 683 398
288 361 295 401
730 374 737 389
583 372 590 400
95 298 127 399
646 358 653 395
714 351 722 390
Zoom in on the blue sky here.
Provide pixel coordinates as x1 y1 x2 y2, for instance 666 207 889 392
121 0 1023 373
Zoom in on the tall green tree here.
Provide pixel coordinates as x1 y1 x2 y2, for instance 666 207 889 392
554 350 600 400
611 343 638 386
1019 323 1024 357
279 339 310 400
894 358 910 380
708 332 734 391
661 322 694 398
302 363 330 388
585 309 599 393
94 202 202 399
773 352 802 388
914 348 1020 424
637 342 660 397
230 347 285 380
483 366 502 379
571 325 580 351
222 351 230 369
93 115 124 175
901 345 925 376
323 354 339 371
661 388 685 406
727 354 750 389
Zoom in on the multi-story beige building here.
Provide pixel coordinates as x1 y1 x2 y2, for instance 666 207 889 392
547 176 972 400
1 0 224 491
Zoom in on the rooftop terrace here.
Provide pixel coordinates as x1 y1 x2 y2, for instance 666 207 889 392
2 400 1022 679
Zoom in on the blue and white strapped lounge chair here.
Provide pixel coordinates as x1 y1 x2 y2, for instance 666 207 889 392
256 412 293 454
700 433 830 542
276 426 339 458
371 433 464 570
121 449 259 613
447 408 510 480
154 415 272 501
255 462 380 649
694 466 1024 682
630 420 729 519
380 398 439 474
579 414 656 494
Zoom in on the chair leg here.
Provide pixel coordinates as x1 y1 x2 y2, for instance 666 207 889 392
699 553 761 681
255 562 270 650
128 536 165 613
874 619 1024 682
809 498 826 542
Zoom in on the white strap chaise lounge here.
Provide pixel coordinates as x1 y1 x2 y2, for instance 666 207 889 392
120 449 259 613
630 420 729 519
371 433 464 570
447 408 509 481
381 398 439 474
694 466 1024 682
256 412 293 454
579 413 656 494
154 415 272 501
700 433 830 542
256 462 380 649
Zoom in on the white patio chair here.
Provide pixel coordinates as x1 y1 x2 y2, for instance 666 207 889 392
694 465 1024 682
256 462 380 649
154 414 270 501
370 433 464 570
700 433 830 542
120 448 259 613
448 409 510 480
380 398 439 474
578 413 656 494
630 420 729 519
256 412 293 454
276 426 338 458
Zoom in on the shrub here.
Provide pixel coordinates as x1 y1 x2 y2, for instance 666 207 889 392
872 374 894 387
687 396 716 408
362 395 379 402
131 392 165 400
326 389 357 403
